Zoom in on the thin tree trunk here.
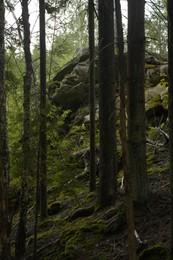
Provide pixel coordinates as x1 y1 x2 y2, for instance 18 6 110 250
33 146 40 259
88 0 96 192
15 0 32 259
114 1 137 259
168 0 173 257
98 0 117 208
0 1 10 259
39 0 48 219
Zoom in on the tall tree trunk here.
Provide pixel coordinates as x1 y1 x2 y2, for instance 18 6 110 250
15 0 32 258
0 1 10 259
39 0 48 219
98 0 117 207
114 1 137 259
33 148 40 259
168 0 173 257
88 0 96 192
127 0 148 204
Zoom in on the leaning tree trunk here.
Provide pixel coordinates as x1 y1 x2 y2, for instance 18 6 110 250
115 0 137 259
0 1 10 259
98 0 117 208
88 0 96 192
127 0 148 204
15 0 32 258
168 0 173 257
39 0 48 219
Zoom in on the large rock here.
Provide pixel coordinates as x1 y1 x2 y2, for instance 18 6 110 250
145 83 168 124
49 50 167 111
51 81 90 110
49 50 99 110
145 63 168 88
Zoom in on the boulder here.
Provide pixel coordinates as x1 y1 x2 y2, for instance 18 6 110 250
49 50 167 111
145 83 168 124
51 81 89 110
49 53 99 110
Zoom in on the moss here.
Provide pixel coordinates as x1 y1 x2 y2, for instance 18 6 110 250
27 228 57 245
59 215 105 258
145 64 157 69
147 163 169 176
105 203 125 220
147 126 159 140
48 201 61 215
146 94 162 111
60 226 84 258
147 153 156 167
9 178 21 213
137 244 168 260
39 218 55 228
117 170 124 186
84 191 97 204
90 219 105 234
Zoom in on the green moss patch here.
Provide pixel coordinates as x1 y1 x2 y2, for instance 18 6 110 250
137 244 168 260
58 217 105 258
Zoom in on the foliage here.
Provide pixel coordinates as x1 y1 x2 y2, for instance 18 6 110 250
47 104 91 197
145 0 167 58
6 66 23 178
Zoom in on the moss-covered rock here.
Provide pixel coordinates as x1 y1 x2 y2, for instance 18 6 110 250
137 244 168 260
48 201 61 215
59 217 104 259
51 81 89 110
145 85 168 125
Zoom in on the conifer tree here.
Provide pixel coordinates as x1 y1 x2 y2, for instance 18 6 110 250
39 0 48 219
0 0 10 258
15 0 33 258
88 0 96 192
168 0 173 257
98 0 117 207
115 0 137 258
127 0 148 204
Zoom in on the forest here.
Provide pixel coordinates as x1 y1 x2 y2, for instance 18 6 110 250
1 0 173 259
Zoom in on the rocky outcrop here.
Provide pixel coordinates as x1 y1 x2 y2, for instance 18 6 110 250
48 50 168 127
49 49 99 110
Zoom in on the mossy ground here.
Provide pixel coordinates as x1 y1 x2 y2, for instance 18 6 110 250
11 159 171 259
10 100 171 259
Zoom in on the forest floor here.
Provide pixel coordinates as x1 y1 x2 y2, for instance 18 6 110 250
11 128 171 260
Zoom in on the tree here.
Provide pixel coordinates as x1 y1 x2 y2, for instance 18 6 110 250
0 1 10 259
115 0 137 259
98 0 117 207
127 0 148 204
88 0 96 192
145 0 167 57
39 0 48 219
15 0 33 258
168 0 173 257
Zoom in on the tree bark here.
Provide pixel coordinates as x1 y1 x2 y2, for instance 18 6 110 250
39 0 48 219
15 0 32 259
115 0 137 259
98 0 117 207
88 0 96 192
168 0 173 257
127 0 148 204
0 1 10 259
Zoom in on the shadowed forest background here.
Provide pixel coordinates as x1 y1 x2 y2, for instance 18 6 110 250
1 0 173 259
